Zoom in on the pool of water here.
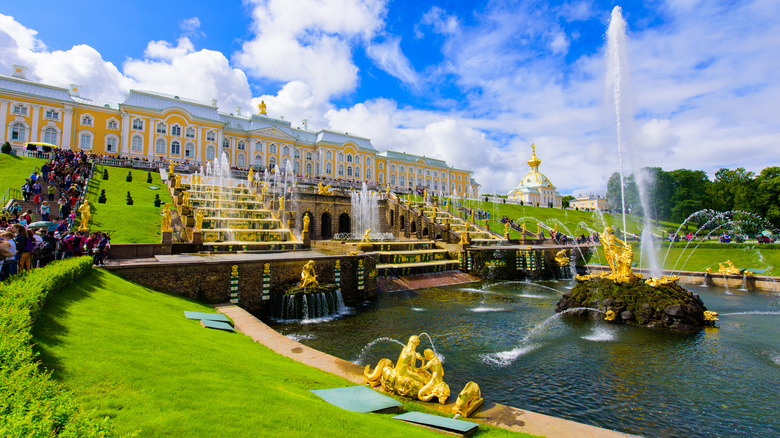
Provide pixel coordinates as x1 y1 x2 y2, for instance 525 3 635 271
268 280 780 437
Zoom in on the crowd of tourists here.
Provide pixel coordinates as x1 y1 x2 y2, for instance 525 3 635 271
1 150 111 281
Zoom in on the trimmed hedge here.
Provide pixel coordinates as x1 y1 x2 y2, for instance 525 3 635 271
0 257 114 437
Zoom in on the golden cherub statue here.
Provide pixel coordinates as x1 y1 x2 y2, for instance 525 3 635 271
364 336 449 404
77 201 91 231
317 182 332 195
554 249 569 267
247 166 254 184
299 260 318 289
194 209 204 232
258 100 267 115
718 260 741 275
361 229 371 244
161 204 172 233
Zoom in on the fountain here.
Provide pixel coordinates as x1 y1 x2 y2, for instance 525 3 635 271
351 182 381 240
271 260 345 320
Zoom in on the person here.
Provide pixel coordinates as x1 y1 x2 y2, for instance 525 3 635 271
85 232 98 256
40 201 50 221
0 231 17 280
47 184 56 202
40 231 57 267
72 231 84 257
12 224 32 273
61 231 74 259
94 232 110 266
8 202 21 222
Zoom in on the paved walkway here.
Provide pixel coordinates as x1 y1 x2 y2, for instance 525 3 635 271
215 303 636 438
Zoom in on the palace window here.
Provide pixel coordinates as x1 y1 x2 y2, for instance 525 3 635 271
294 149 301 159
43 127 57 144
255 155 264 168
12 105 27 116
206 131 216 141
400 175 405 186
458 183 462 193
106 136 118 152
366 168 372 180
305 151 312 160
326 151 332 159
434 180 438 190
283 145 290 156
255 141 263 152
294 161 300 174
390 174 396 185
107 119 118 129
11 123 26 141
206 146 216 161
347 166 352 177
417 169 422 175
79 133 92 149
346 154 352 163
171 124 182 136
458 175 462 181
366 157 372 166
270 144 277 154
269 157 276 169
237 140 245 150
132 118 144 130
426 179 431 189
171 140 181 155
306 163 312 175
185 143 195 158
237 153 245 168
223 138 230 148
45 109 59 120
355 166 360 179
426 170 431 176
326 162 332 175
338 152 344 161
81 115 93 126
156 122 166 134
155 138 166 154
185 127 196 138
131 136 143 152
399 166 405 173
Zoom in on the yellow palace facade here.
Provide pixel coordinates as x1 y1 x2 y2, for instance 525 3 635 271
1 65 479 197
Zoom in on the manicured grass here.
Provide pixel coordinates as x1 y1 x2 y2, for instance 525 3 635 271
0 153 47 198
33 270 533 437
83 165 173 243
585 244 780 276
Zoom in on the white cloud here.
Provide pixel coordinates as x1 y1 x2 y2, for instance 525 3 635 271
251 80 333 128
366 38 421 88
419 6 460 36
179 17 202 34
549 31 570 55
234 0 388 99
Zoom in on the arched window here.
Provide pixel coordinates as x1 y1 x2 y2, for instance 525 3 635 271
390 174 396 185
206 146 216 161
346 154 352 163
107 119 118 129
294 161 300 174
378 172 383 184
171 140 181 155
418 169 422 175
347 166 352 177
306 163 312 175
283 145 290 156
237 153 245 168
255 141 263 152
222 138 230 148
306 151 312 160
426 170 431 176
171 125 181 136
79 132 92 150
434 180 438 190
132 118 144 130
366 157 372 166
237 140 245 150
294 149 300 159
379 162 384 170
43 127 57 144
156 122 166 134
131 136 143 152
326 162 332 175
269 143 277 153
409 178 414 188
206 131 216 141
11 123 26 141
355 166 360 178
338 152 344 161
185 143 195 158
399 166 405 173
400 175 405 186
255 155 264 168
451 183 456 193
185 127 196 138
458 183 462 193
326 150 332 159
366 168 371 179
105 136 118 152
426 179 431 189
81 115 93 126
269 156 276 170
339 164 344 176
156 138 166 155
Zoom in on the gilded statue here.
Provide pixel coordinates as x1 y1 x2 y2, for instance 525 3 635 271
303 215 310 233
718 260 742 275
599 226 637 283
277 196 284 218
361 229 371 243
77 201 91 231
704 310 719 321
174 173 181 188
168 160 175 176
453 381 484 418
317 182 332 195
386 184 390 195
247 167 254 184
299 260 318 289
161 204 172 233
536 222 542 235
521 222 526 235
364 336 449 404
554 249 569 267
645 275 680 287
459 230 469 244
194 209 204 232
258 100 267 115
182 191 190 207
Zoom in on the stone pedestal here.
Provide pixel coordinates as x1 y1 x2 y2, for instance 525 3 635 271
162 231 173 245
302 230 310 249
357 243 373 252
192 231 202 244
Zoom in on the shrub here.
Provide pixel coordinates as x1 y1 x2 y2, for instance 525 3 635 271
147 172 153 184
126 172 132 183
1 141 11 154
0 257 113 436
98 189 107 204
153 194 161 207
102 168 109 180
126 191 133 206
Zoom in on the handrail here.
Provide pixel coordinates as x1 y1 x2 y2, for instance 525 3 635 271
0 187 22 211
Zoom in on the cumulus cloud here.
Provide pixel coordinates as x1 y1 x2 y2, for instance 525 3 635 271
418 6 460 37
366 38 421 88
234 0 387 99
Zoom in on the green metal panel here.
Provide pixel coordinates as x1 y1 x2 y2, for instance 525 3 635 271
393 412 478 435
183 311 230 322
310 386 402 413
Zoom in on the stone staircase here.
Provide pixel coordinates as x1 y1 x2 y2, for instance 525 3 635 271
373 241 459 276
401 199 505 245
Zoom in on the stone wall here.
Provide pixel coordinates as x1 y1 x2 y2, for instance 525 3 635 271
109 255 377 317
286 190 389 240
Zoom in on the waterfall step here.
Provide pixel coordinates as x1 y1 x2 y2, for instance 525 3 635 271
377 271 481 292
376 260 460 277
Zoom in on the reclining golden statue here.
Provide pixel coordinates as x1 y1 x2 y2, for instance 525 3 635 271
554 249 569 267
364 335 450 404
453 381 484 418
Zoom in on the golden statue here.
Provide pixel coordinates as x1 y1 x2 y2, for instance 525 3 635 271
361 229 371 243
174 173 181 188
258 100 267 115
423 189 428 201
645 275 680 287
604 310 616 321
161 204 172 233
453 382 484 418
182 191 190 207
554 249 569 267
299 260 318 289
536 222 542 235
521 222 526 235
247 167 254 183
718 260 741 275
386 184 390 195
194 209 204 232
459 230 469 244
303 215 310 233
599 226 637 283
364 336 448 403
704 310 719 322
277 196 284 218
317 182 332 195
168 160 175 176
504 222 510 236
77 201 91 231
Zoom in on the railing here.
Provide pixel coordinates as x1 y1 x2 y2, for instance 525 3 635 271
1 187 22 210
10 149 54 160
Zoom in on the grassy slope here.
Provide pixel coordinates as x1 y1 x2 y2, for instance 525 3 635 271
33 269 531 438
83 165 173 243
0 153 48 197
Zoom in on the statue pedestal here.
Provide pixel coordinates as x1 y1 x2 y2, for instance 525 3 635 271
357 243 373 252
161 231 173 245
192 231 202 244
302 230 310 249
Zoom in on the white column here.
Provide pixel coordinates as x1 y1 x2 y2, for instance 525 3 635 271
62 106 73 150
146 119 154 159
120 111 130 156
0 100 8 143
30 105 40 142
196 129 202 163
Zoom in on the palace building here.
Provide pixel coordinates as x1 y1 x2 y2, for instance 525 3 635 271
506 143 562 207
1 65 479 197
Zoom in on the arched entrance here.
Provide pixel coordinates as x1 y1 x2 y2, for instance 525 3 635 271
321 212 332 239
389 209 394 227
400 215 405 230
338 213 350 234
410 220 416 233
422 227 429 237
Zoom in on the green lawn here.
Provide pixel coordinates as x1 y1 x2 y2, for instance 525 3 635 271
33 269 532 438
0 153 48 200
83 165 173 243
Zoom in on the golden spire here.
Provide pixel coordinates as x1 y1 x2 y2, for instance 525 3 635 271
527 143 541 171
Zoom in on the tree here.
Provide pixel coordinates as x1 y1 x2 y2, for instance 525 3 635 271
707 167 756 213
669 169 710 223
754 166 780 228
606 172 641 215
640 167 673 226
562 195 574 209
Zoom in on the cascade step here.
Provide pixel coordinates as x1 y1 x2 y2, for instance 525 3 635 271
376 249 450 264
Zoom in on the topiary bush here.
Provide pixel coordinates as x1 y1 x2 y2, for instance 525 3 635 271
102 168 109 180
0 257 114 437
1 141 12 154
98 189 107 204
126 171 132 183
153 194 161 207
126 191 133 206
147 172 153 184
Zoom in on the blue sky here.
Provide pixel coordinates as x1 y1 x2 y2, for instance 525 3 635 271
2 0 778 195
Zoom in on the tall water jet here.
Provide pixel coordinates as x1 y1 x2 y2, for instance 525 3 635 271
351 182 380 238
605 6 661 277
